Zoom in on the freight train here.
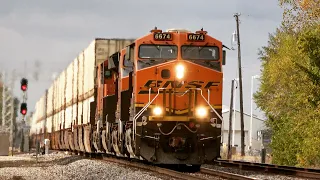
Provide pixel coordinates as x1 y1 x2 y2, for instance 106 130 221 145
30 27 226 167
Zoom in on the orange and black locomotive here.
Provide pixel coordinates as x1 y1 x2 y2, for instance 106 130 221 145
94 27 226 166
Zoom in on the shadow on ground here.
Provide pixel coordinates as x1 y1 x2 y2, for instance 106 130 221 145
0 155 85 168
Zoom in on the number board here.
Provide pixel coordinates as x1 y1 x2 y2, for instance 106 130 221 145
153 33 173 41
187 33 205 41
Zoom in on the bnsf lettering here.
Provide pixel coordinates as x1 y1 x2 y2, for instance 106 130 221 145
163 81 183 88
204 81 220 88
185 81 204 88
139 80 220 94
144 80 184 88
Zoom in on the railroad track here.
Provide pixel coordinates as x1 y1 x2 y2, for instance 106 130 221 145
97 155 258 180
29 150 267 179
98 156 205 180
58 150 256 180
31 150 320 179
214 159 320 179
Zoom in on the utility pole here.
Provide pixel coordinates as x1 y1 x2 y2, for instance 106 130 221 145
228 80 235 159
234 13 245 156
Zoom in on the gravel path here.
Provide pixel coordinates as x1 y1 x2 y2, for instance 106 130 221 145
0 152 176 180
202 164 307 180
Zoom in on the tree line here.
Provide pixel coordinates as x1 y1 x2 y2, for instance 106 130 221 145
255 0 320 167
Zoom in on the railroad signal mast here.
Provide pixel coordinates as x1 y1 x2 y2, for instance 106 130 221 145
19 78 29 153
20 78 28 117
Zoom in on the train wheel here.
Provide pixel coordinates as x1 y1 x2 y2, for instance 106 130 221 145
101 130 109 153
78 126 85 152
102 122 113 154
57 131 61 150
69 130 75 151
111 130 121 156
125 128 135 158
93 130 102 152
61 130 66 150
57 131 62 150
84 125 92 153
64 130 70 150
107 128 113 153
73 127 79 151
54 132 58 149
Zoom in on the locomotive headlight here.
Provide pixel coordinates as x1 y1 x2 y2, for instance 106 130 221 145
153 106 163 116
175 64 185 79
196 107 208 118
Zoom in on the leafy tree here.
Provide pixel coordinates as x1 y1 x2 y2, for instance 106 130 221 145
255 25 320 167
254 0 320 167
280 0 320 30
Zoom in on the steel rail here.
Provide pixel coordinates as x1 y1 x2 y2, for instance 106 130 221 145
200 167 258 180
214 159 320 179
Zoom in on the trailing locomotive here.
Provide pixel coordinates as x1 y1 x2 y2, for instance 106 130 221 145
30 27 226 167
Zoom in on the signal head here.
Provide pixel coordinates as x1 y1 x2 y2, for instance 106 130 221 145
20 102 27 115
20 78 28 91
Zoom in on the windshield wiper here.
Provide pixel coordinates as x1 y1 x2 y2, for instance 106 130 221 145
149 40 160 51
198 42 209 52
183 43 194 52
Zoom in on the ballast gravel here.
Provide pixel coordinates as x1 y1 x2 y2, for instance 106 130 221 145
0 152 175 180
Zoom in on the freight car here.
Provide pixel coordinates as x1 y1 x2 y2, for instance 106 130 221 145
30 38 135 150
30 27 226 167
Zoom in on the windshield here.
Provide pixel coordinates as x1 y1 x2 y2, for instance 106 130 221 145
181 46 219 60
139 44 177 59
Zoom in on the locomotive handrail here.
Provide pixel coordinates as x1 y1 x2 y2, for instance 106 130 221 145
132 87 223 141
133 87 167 141
198 88 223 121
199 88 224 144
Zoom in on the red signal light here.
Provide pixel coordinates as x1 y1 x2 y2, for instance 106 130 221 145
20 103 27 115
21 84 27 91
20 78 28 91
21 109 27 115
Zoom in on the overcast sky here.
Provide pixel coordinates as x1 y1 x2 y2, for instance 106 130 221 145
0 0 283 120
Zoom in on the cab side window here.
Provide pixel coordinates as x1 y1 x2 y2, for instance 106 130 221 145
104 70 112 81
122 54 133 77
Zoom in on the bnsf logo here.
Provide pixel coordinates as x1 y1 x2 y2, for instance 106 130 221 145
138 80 220 94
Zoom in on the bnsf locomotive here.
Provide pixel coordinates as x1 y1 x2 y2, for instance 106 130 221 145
30 27 226 167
